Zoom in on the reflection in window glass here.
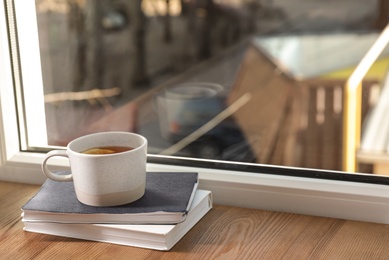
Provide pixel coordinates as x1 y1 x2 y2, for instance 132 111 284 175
34 0 387 173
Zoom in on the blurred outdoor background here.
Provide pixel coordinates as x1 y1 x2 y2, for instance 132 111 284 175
36 0 389 173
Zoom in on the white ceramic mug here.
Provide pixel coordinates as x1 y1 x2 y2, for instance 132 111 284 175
41 132 148 207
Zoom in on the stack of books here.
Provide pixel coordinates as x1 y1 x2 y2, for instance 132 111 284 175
21 172 212 251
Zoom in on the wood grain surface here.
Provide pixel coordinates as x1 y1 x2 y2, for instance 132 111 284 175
2 180 389 259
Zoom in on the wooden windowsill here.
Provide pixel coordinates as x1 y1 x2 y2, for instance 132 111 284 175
2 181 389 259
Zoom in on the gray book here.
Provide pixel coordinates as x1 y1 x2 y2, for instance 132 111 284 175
22 172 198 224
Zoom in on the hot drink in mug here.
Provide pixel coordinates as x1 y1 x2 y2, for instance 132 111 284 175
41 132 148 207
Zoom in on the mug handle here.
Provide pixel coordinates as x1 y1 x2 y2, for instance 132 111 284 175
41 150 73 182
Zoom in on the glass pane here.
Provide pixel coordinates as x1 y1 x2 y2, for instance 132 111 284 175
29 0 388 174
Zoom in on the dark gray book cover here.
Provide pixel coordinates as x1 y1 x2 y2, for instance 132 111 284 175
22 172 198 224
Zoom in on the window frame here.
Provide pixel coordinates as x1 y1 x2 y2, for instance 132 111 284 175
2 0 389 224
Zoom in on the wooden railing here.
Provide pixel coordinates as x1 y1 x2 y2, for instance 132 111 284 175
294 79 378 171
267 79 378 171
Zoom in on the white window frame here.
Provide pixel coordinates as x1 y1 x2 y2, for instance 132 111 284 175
2 0 389 224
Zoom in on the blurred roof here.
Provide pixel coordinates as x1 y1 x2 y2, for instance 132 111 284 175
254 32 389 80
